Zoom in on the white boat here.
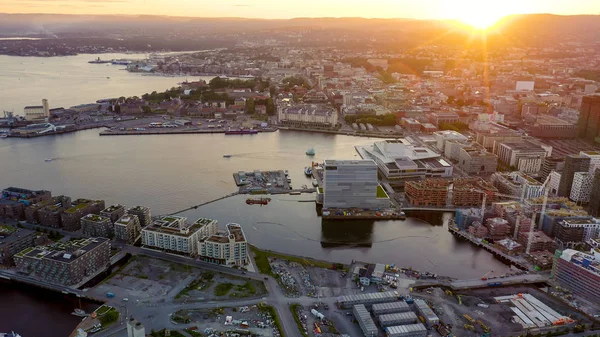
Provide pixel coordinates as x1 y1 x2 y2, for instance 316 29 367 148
0 333 22 337
0 134 8 138
312 179 319 187
44 158 53 162
223 154 232 158
71 308 87 317
304 167 312 176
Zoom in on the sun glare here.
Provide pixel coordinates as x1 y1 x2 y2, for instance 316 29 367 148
444 0 517 30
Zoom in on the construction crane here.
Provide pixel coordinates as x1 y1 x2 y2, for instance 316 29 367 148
480 271 494 280
469 188 524 223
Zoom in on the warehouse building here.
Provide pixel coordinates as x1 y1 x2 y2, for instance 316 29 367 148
337 291 399 309
413 299 439 327
378 312 419 327
372 301 411 315
384 324 427 337
353 304 378 337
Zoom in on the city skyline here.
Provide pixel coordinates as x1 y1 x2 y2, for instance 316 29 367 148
1 0 600 28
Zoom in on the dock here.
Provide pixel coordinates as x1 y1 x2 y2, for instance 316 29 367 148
448 224 531 270
99 128 277 136
234 169 293 194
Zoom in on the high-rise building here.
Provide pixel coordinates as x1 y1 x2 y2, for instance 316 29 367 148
579 151 600 174
554 249 600 304
540 157 564 181
557 155 590 197
570 172 593 203
323 160 389 209
577 94 600 142
589 169 600 217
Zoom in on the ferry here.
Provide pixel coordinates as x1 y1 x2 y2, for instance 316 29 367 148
44 158 53 162
306 148 315 156
312 179 319 187
88 57 111 64
0 333 22 337
304 167 312 176
223 154 232 158
246 197 271 205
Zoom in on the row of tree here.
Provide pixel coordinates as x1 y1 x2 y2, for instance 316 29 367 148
344 113 397 126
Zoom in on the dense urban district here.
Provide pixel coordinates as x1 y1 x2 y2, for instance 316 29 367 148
3 14 600 337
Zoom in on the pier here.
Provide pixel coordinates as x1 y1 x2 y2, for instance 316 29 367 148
159 192 240 217
99 128 277 136
448 225 531 271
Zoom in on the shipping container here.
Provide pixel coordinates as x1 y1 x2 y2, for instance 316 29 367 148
353 304 378 337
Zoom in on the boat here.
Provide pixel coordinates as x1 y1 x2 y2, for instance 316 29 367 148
88 57 111 64
289 191 301 195
304 167 312 176
225 129 258 135
112 60 132 65
223 154 232 158
246 197 271 205
71 308 87 317
44 158 53 162
0 134 8 138
284 170 289 176
399 211 406 220
312 179 319 187
306 148 315 156
106 77 110 79
0 333 22 337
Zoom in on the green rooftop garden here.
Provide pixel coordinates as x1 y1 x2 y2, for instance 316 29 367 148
376 185 389 199
15 246 34 257
65 203 90 214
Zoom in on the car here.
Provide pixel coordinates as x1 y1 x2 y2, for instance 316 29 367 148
122 298 129 302
241 271 246 275
345 312 352 316
264 277 268 280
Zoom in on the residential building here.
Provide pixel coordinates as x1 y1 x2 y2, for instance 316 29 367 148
433 130 467 151
589 169 600 217
0 225 36 265
61 199 106 232
540 157 564 181
554 249 600 304
127 205 151 228
494 139 550 173
353 304 378 337
323 160 389 209
13 237 110 286
444 139 470 161
100 204 126 223
405 179 449 206
277 103 338 127
570 172 593 203
517 231 555 253
492 172 544 199
112 216 140 244
142 216 214 256
457 147 498 175
25 195 71 224
198 223 247 266
37 198 73 228
557 155 590 197
555 219 600 248
577 94 600 142
548 171 561 196
0 187 52 221
81 214 113 238
452 177 498 207
429 112 459 126
356 139 452 182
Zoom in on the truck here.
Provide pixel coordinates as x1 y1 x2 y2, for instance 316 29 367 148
487 282 502 287
106 292 115 298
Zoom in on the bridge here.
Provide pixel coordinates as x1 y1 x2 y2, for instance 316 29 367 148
450 274 547 290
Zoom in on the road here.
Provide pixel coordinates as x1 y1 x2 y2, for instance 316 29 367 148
451 274 547 289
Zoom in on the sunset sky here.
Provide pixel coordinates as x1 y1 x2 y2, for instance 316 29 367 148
1 0 599 21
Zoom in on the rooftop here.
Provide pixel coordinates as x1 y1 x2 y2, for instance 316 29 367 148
15 237 109 263
102 204 124 214
82 214 110 223
0 226 35 247
560 249 600 276
324 159 377 167
115 215 136 226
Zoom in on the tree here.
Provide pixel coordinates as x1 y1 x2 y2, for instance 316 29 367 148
142 105 152 114
246 98 255 114
266 98 275 116
447 96 455 104
114 104 121 114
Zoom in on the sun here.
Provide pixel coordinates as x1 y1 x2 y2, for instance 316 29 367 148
458 13 505 30
444 0 514 30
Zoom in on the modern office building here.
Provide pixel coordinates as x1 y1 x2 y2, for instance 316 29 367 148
492 172 544 199
277 103 338 127
554 219 600 248
114 214 142 244
548 171 562 196
142 216 214 256
589 169 600 217
494 139 550 174
530 115 577 139
353 304 378 337
577 94 600 142
457 147 498 175
100 204 126 223
429 112 459 126
61 199 106 231
81 214 113 238
0 187 52 221
540 157 564 181
475 129 521 150
323 160 389 209
557 155 590 197
0 225 36 265
444 139 470 162
127 205 151 228
405 179 449 206
553 249 600 304
13 237 110 286
569 172 593 203
356 139 452 182
198 223 248 266
579 151 600 174
433 130 468 151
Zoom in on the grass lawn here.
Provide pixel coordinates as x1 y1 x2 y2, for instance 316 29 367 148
214 282 234 296
99 308 119 326
376 185 388 198
251 245 336 271
175 271 214 299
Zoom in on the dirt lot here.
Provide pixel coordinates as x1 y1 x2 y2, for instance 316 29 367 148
177 271 267 302
176 304 281 337
307 267 357 298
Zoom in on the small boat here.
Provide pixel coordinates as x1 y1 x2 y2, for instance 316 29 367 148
225 129 258 135
0 134 8 139
306 148 315 156
44 158 53 162
71 308 87 317
304 167 312 176
106 76 110 79
284 170 289 176
399 211 406 220
289 191 301 195
246 197 271 205
0 332 22 337
312 179 319 187
223 154 232 158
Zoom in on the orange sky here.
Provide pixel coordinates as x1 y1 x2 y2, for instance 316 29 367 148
1 0 599 21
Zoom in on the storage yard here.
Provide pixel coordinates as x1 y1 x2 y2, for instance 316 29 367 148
234 170 292 194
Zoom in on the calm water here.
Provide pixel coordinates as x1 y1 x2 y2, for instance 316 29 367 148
0 53 208 114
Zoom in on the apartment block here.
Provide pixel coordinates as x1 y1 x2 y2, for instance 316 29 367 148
555 219 600 248
0 225 36 265
404 179 449 207
142 216 216 256
81 214 113 238
127 206 152 228
0 187 52 220
517 231 555 253
37 196 73 228
452 177 498 207
61 199 106 231
14 237 110 286
25 195 71 224
492 172 544 199
100 204 126 223
114 214 142 244
198 223 248 266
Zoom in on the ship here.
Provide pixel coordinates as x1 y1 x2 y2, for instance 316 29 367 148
246 197 271 205
44 158 53 162
306 148 315 156
0 133 8 139
71 308 87 317
225 129 258 135
223 154 232 158
0 332 22 337
88 57 111 64
304 167 312 176
399 211 406 220
112 60 132 65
